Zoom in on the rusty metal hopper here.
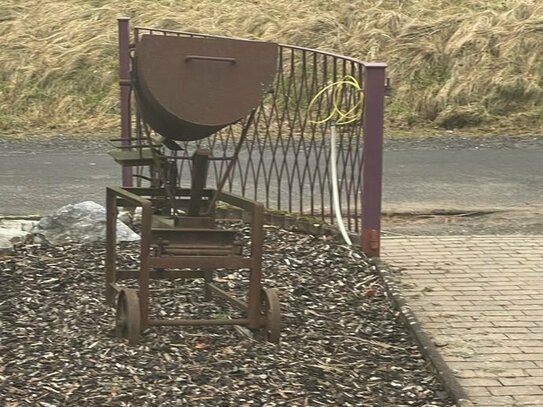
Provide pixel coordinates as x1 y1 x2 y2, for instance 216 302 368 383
134 35 278 141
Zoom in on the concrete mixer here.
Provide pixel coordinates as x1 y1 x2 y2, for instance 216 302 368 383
104 26 281 345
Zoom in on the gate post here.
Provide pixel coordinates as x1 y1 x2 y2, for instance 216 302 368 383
361 63 386 257
118 17 132 187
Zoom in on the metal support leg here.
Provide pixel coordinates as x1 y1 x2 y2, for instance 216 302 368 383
361 63 386 257
203 270 213 301
138 202 152 329
118 17 133 187
247 203 265 329
105 188 118 306
188 149 210 216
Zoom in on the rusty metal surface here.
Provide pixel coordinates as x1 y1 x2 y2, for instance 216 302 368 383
134 35 278 141
150 227 239 248
115 289 141 345
261 287 281 343
188 149 210 216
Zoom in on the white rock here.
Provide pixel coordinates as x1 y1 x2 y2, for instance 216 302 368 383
32 201 140 245
0 219 38 253
117 209 133 226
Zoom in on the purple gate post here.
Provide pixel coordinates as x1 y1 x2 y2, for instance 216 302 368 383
118 17 132 187
361 63 386 258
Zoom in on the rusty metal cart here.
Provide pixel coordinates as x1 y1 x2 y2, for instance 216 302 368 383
105 33 281 344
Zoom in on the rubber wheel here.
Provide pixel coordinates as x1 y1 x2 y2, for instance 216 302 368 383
115 289 141 345
261 288 281 344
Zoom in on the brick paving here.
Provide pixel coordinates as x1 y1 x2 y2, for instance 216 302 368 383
381 235 543 407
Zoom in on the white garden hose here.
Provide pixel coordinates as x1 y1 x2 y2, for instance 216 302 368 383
330 121 352 246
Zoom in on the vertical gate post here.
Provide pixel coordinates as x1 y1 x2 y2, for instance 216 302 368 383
118 17 132 187
361 63 386 257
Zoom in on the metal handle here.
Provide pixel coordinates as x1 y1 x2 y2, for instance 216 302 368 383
185 55 236 64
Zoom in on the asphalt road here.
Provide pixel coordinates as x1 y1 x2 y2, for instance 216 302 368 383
383 148 542 212
1 136 541 234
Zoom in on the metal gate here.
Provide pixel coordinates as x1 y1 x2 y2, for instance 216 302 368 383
117 18 386 256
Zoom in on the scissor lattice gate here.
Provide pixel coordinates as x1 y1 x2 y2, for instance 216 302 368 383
129 26 386 240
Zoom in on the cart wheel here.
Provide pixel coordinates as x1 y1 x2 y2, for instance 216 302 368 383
115 289 141 345
261 288 281 344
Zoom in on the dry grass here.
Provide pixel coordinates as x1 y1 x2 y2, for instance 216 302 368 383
0 0 542 136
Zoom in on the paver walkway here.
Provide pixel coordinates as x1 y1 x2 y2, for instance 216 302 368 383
382 235 543 407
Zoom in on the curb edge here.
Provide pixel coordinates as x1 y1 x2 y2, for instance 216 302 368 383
371 257 473 407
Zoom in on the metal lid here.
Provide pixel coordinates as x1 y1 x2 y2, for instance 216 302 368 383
135 35 278 141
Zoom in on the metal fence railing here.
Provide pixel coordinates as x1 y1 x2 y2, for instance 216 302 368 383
117 18 386 256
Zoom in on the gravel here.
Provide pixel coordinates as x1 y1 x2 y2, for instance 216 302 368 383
1 226 454 406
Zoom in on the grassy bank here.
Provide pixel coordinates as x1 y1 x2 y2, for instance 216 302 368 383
0 0 542 136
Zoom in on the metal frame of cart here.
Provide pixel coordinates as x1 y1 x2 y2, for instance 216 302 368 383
105 185 280 344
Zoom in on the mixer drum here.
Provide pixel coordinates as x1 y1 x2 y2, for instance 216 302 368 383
134 35 278 141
